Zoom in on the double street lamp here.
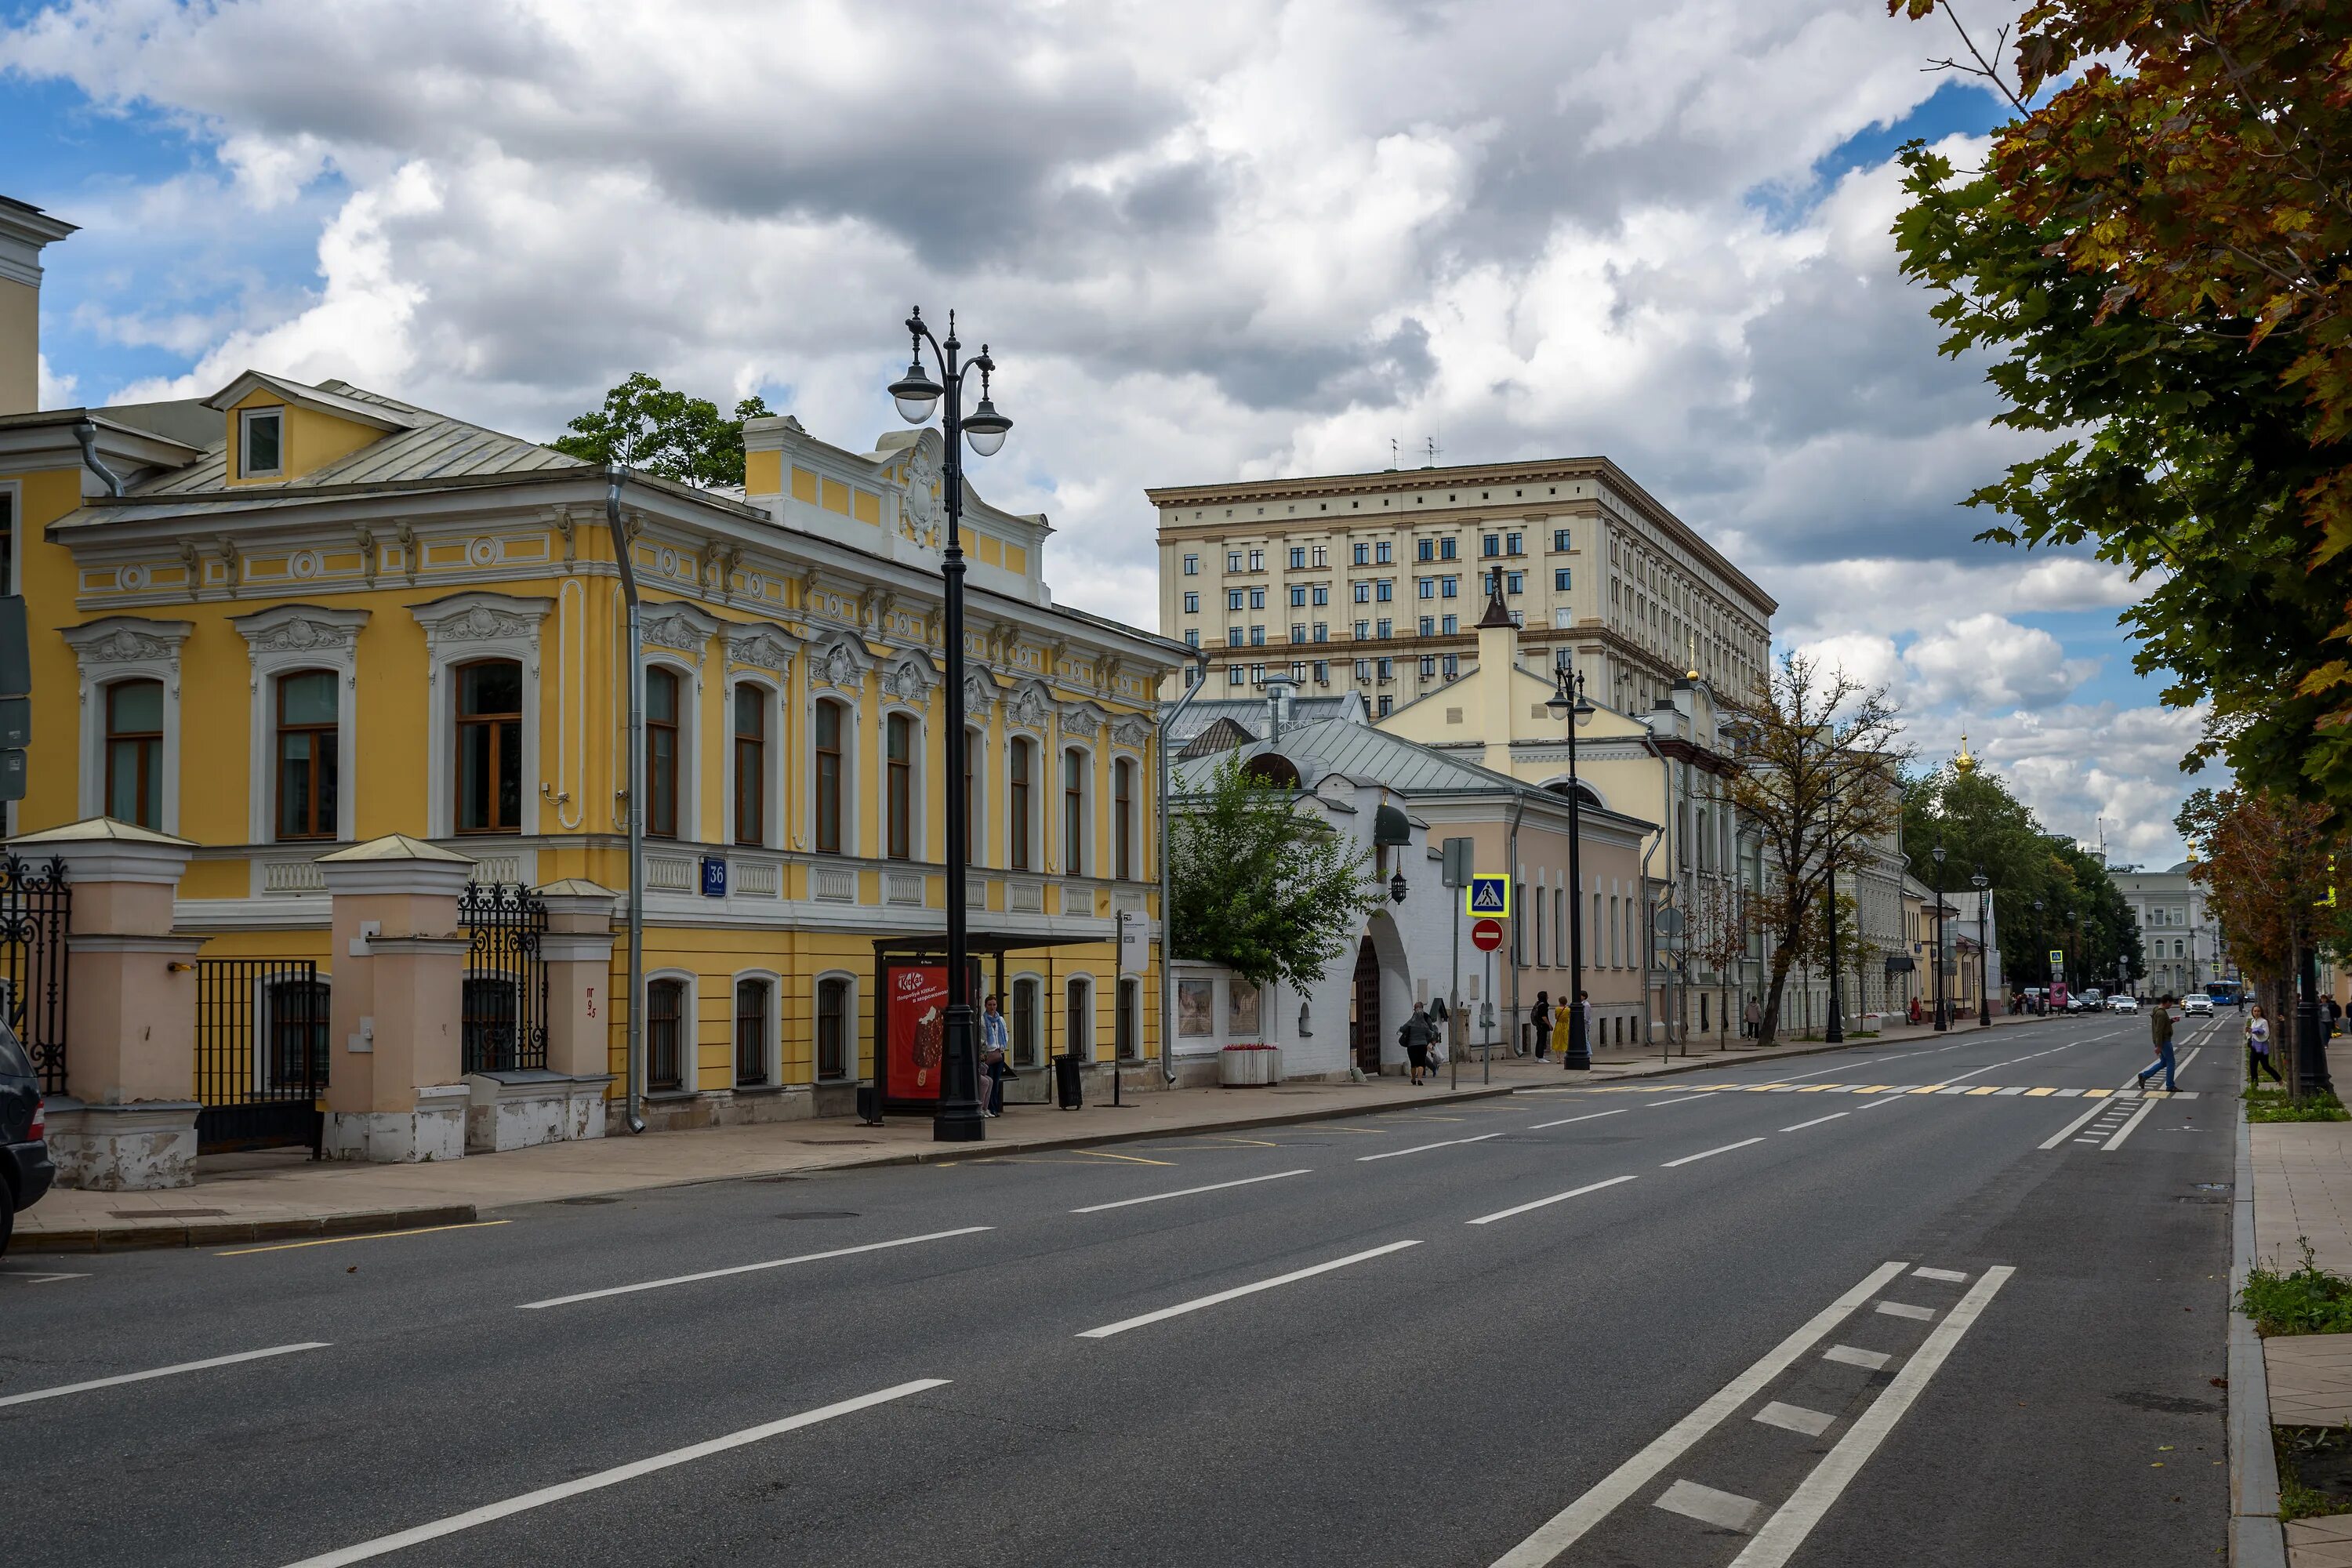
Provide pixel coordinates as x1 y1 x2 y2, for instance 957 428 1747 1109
1544 648 1595 1070
886 307 1014 1144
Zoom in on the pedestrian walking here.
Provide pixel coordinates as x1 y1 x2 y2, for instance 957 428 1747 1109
1400 1003 1436 1085
1532 992 1553 1061
979 993 1010 1116
2327 996 2343 1039
2247 1003 2284 1087
2136 994 2180 1093
1744 996 1760 1040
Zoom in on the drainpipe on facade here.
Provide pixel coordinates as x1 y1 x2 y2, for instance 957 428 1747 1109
1637 726 1666 1058
1505 792 1524 1064
71 421 124 497
605 468 647 1134
1158 652 1212 1085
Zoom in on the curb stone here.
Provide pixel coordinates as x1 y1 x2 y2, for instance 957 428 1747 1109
2232 1089 2289 1567
14 1203 480 1256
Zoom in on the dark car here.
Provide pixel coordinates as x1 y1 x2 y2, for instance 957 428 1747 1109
0 1022 53 1254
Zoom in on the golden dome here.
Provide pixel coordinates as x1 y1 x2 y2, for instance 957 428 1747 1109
1954 733 1977 776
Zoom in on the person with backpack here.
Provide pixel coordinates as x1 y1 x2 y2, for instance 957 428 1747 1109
2247 1003 2284 1087
2136 994 2180 1093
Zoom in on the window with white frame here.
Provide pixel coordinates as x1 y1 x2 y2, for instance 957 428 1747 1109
731 681 773 848
734 972 779 1088
234 604 368 844
1012 975 1044 1067
815 974 855 1081
411 593 550 839
646 974 692 1093
1067 974 1094 1062
239 405 285 478
814 697 851 855
1062 746 1089 874
64 616 192 834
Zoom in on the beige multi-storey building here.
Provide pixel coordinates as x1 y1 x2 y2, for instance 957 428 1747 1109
1147 456 1775 717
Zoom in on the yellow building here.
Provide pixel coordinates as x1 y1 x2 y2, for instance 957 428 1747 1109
2 310 1178 1156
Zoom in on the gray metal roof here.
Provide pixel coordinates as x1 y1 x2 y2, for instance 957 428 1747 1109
1166 693 1368 748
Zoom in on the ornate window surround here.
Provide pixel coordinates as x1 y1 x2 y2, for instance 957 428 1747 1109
722 624 797 854
233 603 371 844
63 615 194 833
806 632 871 855
410 591 553 838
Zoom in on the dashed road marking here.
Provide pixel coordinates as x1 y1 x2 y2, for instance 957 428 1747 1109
1875 1301 1936 1322
1357 1132 1504 1163
1753 1401 1837 1438
1912 1267 1969 1283
1076 1240 1421 1339
1653 1479 1762 1534
517 1226 993 1310
1529 1109 1628 1130
1069 1170 1311 1214
1661 1138 1766 1169
1780 1112 1849 1133
1468 1174 1639 1226
1823 1345 1890 1371
0 1341 329 1409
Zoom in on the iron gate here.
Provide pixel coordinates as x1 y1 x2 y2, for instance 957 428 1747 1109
195 958 326 1155
0 854 71 1095
460 882 548 1073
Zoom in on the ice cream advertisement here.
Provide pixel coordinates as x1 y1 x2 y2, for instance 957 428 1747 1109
887 964 949 1100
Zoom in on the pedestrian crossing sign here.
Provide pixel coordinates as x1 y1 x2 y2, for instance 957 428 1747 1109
1466 874 1510 918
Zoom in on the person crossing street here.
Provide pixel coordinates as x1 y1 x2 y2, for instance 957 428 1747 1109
2136 993 2180 1093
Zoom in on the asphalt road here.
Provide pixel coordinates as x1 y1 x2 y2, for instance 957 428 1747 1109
2 1011 2236 1566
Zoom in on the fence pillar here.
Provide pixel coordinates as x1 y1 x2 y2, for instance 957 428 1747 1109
528 879 619 1141
317 834 474 1163
8 818 203 1191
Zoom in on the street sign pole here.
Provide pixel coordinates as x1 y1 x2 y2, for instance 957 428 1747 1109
1442 838 1474 1087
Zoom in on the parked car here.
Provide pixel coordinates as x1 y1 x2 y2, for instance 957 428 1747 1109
2111 994 2140 1014
2183 993 2215 1018
0 1022 53 1255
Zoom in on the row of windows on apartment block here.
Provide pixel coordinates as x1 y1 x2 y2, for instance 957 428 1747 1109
1181 530 1568 575
1185 608 1548 649
1185 568 1564 615
1180 654 1461 688
100 662 1143 877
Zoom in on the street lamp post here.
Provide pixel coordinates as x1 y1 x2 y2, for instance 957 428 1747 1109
1546 650 1595 1069
886 307 1014 1144
1824 752 1844 1046
1972 868 1991 1025
2032 897 2045 1011
1931 844 1947 1030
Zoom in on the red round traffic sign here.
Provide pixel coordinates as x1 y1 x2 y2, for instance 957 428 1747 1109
1472 918 1504 952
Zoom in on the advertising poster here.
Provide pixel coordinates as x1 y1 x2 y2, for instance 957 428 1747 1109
887 965 949 1100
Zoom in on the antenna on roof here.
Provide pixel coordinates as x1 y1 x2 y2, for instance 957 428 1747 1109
1388 437 1399 473
1424 434 1439 469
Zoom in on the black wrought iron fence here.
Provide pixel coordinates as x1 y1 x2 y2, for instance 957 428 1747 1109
460 881 549 1073
0 854 71 1095
195 957 325 1154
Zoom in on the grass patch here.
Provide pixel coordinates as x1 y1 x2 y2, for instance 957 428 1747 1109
2243 1240 2352 1337
2245 1086 2352 1123
2277 1426 2352 1522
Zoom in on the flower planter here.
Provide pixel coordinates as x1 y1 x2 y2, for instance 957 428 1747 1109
1219 1044 1281 1087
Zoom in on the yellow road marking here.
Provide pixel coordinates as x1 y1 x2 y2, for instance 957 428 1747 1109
1861 1085 1893 1093
1070 1149 1176 1167
218 1220 510 1256
1314 1125 1392 1134
1967 1086 2001 1096
2083 1089 2112 1098
2026 1087 2057 1096
1799 1084 1835 1092
1911 1086 1947 1094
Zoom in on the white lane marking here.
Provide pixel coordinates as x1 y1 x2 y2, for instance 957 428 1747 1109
1728 1267 2015 1568
1654 1479 1762 1533
1645 1094 1716 1109
1875 1301 1936 1322
1912 1267 1968 1283
1356 1132 1502 1163
2102 1096 2161 1151
1855 1096 1905 1112
1661 1138 1766 1169
1754 1401 1837 1438
1468 1174 1640 1226
0 1341 329 1409
1780 1112 1849 1133
1486 1261 1907 1567
1077 1240 1422 1339
1823 1345 1890 1370
278 1378 946 1567
1529 1109 1628 1130
517 1227 993 1309
0 1269 89 1284
2038 1102 2111 1150
1069 1170 1311 1214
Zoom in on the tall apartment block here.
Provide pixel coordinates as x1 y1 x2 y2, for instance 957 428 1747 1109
1147 456 1775 717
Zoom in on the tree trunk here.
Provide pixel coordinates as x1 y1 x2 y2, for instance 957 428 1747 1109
1758 943 1798 1051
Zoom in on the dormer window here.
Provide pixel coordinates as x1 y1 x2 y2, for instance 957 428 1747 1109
241 407 285 477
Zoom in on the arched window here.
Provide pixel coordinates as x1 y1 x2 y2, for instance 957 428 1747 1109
647 978 688 1092
1011 975 1042 1068
1066 975 1094 1062
1063 747 1087 874
886 712 914 861
735 976 772 1087
815 699 846 854
815 975 852 1081
733 684 767 846
105 678 164 829
274 670 339 841
1009 737 1033 871
455 659 523 834
1113 757 1134 880
645 667 680 840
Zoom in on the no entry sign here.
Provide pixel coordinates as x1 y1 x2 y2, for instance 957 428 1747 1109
1472 918 1504 952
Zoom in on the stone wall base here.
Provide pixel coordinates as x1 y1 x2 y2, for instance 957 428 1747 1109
466 1071 612 1153
325 1085 468 1163
45 1099 198 1191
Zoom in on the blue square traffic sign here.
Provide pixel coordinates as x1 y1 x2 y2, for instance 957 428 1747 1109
1465 874 1509 917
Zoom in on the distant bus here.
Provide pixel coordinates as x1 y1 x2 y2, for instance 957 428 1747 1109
2207 980 2245 1006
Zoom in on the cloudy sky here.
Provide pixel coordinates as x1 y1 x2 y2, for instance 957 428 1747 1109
1 0 2205 866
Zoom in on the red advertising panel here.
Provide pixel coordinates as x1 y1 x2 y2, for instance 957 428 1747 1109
887 965 949 1100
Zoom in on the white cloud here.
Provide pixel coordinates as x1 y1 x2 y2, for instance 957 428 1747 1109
6 0 2205 857
35 352 76 409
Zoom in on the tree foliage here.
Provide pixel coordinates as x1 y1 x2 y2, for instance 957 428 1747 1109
1901 761 2142 991
1889 0 2352 808
552 372 774 488
2176 786 2350 1005
1169 753 1384 993
1725 652 1911 1047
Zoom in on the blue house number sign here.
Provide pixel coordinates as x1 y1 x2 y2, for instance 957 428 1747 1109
701 856 728 898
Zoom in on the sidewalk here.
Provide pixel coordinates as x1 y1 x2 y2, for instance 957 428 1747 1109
14 1012 2036 1254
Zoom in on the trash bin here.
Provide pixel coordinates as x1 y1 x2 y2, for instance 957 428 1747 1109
1052 1053 1085 1111
855 1084 883 1126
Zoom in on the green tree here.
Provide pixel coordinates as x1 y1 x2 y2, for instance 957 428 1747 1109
1888 1 2352 808
552 372 774 488
1169 753 1384 992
